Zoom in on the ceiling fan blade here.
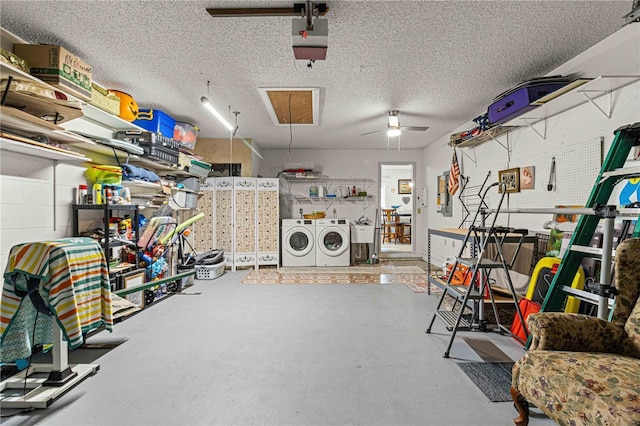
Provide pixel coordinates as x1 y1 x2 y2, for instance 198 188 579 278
360 129 384 136
400 126 429 132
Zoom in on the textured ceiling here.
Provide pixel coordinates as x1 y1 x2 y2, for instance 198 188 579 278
0 1 633 150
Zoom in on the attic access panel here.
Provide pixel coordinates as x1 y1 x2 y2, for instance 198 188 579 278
258 88 320 126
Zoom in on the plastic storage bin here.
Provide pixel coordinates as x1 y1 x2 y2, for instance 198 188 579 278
173 121 199 150
133 109 176 138
84 164 122 186
187 159 211 177
195 263 225 280
114 130 180 149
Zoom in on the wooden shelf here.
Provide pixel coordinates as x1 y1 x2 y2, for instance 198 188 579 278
1 40 202 180
1 136 89 162
0 61 144 133
1 107 90 143
0 61 146 161
108 262 137 275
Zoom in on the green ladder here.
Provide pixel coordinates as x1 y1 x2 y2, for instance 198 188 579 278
533 122 640 337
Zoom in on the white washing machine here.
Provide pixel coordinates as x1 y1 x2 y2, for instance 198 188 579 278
281 219 316 266
316 218 351 267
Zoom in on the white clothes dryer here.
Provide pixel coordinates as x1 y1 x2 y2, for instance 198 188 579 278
316 218 351 267
281 219 316 267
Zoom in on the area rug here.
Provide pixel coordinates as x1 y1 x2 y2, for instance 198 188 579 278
404 281 430 293
381 259 428 271
241 269 428 286
457 361 514 402
278 265 424 274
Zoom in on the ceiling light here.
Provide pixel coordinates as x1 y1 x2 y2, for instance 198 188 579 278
387 127 401 137
387 110 401 136
201 96 234 131
241 138 264 160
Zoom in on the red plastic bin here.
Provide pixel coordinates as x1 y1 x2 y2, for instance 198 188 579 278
510 298 541 343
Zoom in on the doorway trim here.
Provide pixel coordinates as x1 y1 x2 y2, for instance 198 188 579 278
378 161 416 255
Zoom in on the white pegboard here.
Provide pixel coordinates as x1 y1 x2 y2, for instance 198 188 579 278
508 136 603 208
457 136 603 219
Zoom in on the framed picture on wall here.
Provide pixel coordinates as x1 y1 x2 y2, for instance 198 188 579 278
398 179 412 194
520 166 535 190
498 168 520 193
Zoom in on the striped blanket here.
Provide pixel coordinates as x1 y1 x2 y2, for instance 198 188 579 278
1 238 112 362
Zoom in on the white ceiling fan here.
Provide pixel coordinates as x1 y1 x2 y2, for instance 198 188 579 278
361 110 429 150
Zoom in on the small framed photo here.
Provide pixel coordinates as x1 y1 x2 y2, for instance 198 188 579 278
520 166 535 190
398 179 412 194
121 269 146 308
498 168 520 193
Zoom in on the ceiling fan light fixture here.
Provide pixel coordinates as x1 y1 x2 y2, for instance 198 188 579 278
201 96 234 131
388 110 399 127
387 127 401 137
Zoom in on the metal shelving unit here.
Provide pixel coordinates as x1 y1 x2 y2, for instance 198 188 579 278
279 175 377 210
71 204 140 289
448 125 515 149
448 76 640 153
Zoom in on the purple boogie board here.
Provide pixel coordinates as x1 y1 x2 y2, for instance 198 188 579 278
488 78 570 124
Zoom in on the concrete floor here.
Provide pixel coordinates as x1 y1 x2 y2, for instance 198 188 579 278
2 271 554 425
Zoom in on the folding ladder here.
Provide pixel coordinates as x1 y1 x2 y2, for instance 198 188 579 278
532 122 640 336
426 181 528 358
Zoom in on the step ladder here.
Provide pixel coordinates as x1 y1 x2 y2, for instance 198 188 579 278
426 181 529 358
532 122 640 341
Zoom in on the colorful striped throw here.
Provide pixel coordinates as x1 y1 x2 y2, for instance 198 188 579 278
1 238 112 362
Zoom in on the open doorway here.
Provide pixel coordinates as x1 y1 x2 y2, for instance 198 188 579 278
379 162 415 254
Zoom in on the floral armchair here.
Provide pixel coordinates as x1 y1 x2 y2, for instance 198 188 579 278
510 237 640 426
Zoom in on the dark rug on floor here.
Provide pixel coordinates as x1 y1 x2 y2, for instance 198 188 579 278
457 361 514 402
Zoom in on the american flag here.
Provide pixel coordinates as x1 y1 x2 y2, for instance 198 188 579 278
448 150 460 196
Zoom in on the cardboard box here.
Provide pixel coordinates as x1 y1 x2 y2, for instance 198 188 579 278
13 44 92 101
